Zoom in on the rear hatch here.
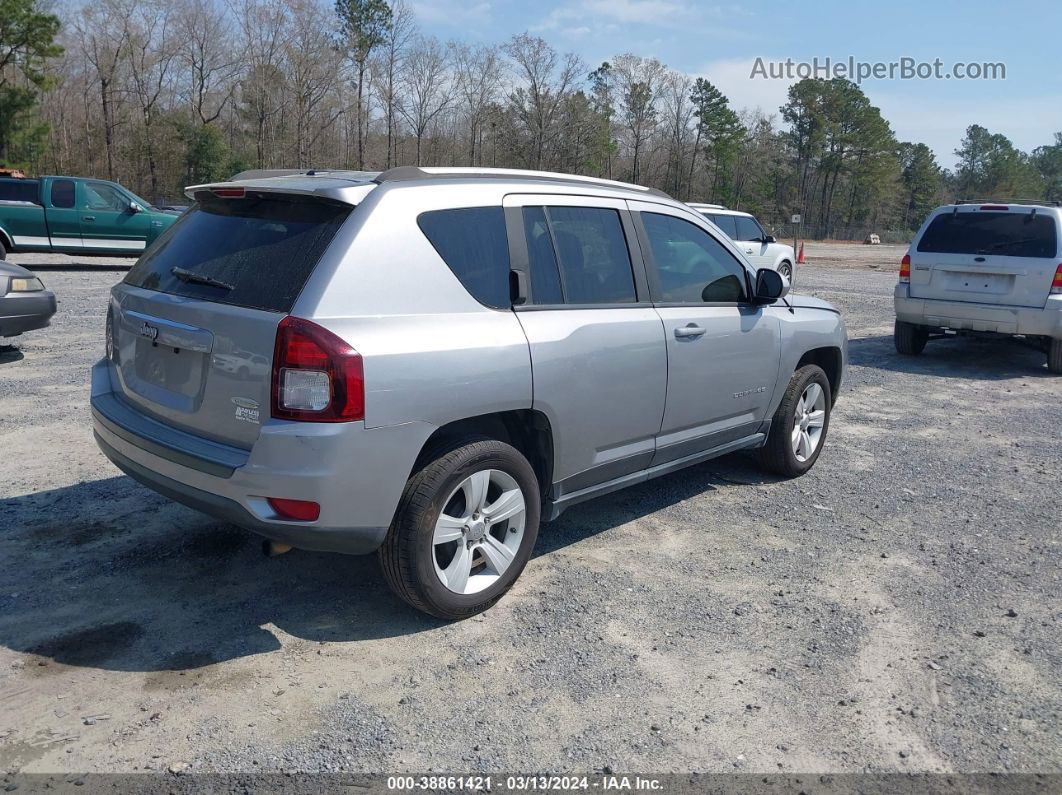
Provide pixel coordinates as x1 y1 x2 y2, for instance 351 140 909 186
109 190 353 448
909 207 1060 308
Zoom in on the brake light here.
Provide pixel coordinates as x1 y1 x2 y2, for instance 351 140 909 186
1052 264 1062 295
899 253 911 284
271 316 364 422
979 204 1008 211
212 187 245 198
267 497 320 521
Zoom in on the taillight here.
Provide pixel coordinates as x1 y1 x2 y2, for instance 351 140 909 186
899 253 911 284
271 316 364 422
267 497 320 521
1051 264 1062 295
212 187 246 198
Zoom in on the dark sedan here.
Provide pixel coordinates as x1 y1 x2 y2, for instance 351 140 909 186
0 260 57 339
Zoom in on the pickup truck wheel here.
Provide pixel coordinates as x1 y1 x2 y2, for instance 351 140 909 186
1049 338 1062 374
379 438 540 620
756 364 832 478
894 320 928 355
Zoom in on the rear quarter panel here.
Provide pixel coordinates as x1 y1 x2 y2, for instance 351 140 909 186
294 182 533 432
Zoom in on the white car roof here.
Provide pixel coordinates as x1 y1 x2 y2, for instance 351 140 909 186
687 203 754 219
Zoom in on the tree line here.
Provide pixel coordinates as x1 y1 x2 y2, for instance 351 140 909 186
2 0 1061 235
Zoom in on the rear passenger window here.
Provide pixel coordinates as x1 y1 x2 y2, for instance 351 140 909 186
709 214 737 239
522 207 564 304
917 212 1058 258
418 207 511 309
641 212 747 303
538 206 636 304
51 180 75 209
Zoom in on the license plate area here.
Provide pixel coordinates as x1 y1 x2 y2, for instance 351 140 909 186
133 337 201 392
941 271 1013 296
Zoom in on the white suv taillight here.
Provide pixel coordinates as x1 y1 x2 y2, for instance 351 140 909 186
1051 264 1062 295
899 253 911 284
271 316 364 422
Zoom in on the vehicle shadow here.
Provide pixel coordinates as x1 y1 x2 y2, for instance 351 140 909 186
0 344 24 364
0 455 773 673
848 333 1051 380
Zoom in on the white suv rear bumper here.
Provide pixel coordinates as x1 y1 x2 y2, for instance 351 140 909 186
895 285 1062 339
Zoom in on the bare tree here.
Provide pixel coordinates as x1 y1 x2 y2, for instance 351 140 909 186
285 0 343 167
176 0 240 126
398 35 452 166
73 0 130 180
237 0 288 167
502 33 582 170
335 0 391 169
450 41 501 166
612 54 665 184
371 0 414 168
124 0 179 196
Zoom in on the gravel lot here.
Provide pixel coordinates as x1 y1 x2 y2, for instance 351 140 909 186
0 243 1059 777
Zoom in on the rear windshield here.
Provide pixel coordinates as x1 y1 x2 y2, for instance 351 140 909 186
124 193 351 312
917 211 1058 258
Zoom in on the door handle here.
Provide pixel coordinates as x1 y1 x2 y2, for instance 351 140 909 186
674 324 706 339
82 216 96 221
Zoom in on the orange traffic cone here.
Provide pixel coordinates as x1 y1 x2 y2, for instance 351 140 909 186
797 242 806 264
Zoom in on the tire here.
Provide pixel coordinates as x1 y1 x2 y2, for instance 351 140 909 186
756 364 832 478
1049 338 1062 374
379 437 540 620
894 320 928 355
778 260 793 282
0 237 7 260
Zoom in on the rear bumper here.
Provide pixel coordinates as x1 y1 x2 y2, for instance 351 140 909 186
0 291 57 337
90 358 433 554
894 286 1062 338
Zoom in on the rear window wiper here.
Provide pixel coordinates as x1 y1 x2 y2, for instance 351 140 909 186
978 238 1039 253
171 266 234 291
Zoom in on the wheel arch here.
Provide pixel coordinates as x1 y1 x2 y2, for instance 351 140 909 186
795 346 843 405
411 410 554 500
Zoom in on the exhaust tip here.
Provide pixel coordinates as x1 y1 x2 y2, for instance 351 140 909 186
262 540 293 557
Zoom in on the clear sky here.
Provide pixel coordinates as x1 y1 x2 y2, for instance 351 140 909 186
408 0 1062 168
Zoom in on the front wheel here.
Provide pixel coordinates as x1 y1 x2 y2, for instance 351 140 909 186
379 438 540 619
0 237 7 259
756 365 832 478
777 260 793 282
894 320 928 355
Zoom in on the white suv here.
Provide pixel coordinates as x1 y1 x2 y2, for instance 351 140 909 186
689 203 795 281
894 202 1062 373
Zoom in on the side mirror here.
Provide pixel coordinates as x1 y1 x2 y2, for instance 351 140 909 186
763 234 776 244
129 202 142 213
754 267 789 303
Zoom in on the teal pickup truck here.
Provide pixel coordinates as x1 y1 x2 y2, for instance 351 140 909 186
0 175 179 259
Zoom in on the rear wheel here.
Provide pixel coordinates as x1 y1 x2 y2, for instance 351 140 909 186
756 365 832 478
1049 338 1062 374
379 438 540 619
0 237 7 259
894 320 928 355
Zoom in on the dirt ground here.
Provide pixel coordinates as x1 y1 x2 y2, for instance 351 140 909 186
0 242 1059 777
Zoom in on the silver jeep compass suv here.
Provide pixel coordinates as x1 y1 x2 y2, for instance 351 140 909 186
91 167 848 619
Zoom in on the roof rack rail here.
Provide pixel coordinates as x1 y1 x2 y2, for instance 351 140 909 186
954 198 1062 207
372 166 673 199
228 168 379 181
